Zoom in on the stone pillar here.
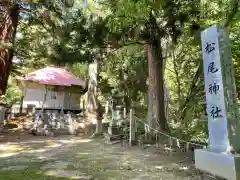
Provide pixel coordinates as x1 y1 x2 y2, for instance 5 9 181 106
195 24 240 180
219 28 240 152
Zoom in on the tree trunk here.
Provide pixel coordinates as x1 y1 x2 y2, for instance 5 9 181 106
19 94 24 114
145 13 169 136
87 60 102 134
0 105 5 132
0 2 20 96
147 39 169 133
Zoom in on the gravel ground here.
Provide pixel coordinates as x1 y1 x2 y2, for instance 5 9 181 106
0 134 205 180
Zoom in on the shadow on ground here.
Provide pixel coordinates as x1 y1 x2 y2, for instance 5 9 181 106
0 135 202 180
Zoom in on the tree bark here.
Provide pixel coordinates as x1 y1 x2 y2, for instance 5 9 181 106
147 41 169 133
146 14 169 135
87 60 103 134
19 94 24 114
0 2 19 96
0 105 5 131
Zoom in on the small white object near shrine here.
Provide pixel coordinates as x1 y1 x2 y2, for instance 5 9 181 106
195 24 240 180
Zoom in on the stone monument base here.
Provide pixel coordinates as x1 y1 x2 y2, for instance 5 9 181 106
195 149 240 180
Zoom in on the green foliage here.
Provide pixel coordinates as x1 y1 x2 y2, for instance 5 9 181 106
231 22 240 99
105 0 200 42
4 0 240 142
70 62 88 79
98 44 148 112
0 77 22 106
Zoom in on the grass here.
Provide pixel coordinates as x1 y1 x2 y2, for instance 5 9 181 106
0 171 68 180
0 144 25 154
63 152 135 180
0 141 62 156
0 135 201 180
65 164 76 171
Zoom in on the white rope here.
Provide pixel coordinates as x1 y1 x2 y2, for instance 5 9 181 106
134 115 207 148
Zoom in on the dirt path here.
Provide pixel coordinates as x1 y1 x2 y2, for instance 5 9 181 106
0 135 202 180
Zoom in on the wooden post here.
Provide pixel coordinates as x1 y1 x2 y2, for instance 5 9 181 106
155 132 158 145
19 95 24 114
105 100 109 114
186 142 190 152
169 137 173 156
129 108 136 146
62 91 65 112
41 85 47 113
144 124 148 140
111 100 114 124
123 107 126 119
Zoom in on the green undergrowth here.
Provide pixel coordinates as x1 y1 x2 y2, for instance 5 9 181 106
0 171 68 180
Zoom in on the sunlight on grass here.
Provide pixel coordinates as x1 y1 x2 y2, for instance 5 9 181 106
27 149 48 153
0 138 92 159
58 138 92 144
155 166 163 170
44 169 93 179
0 145 10 150
19 140 47 144
0 144 24 155
45 143 62 148
77 152 90 155
179 166 189 170
45 170 58 176
0 152 20 158
36 156 47 160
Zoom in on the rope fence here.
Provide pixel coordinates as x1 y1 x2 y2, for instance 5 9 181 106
133 115 207 149
107 106 218 179
108 100 208 149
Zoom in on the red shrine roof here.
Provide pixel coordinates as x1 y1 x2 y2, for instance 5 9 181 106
21 66 85 87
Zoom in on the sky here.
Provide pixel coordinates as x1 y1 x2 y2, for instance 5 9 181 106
12 57 24 64
15 32 22 40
